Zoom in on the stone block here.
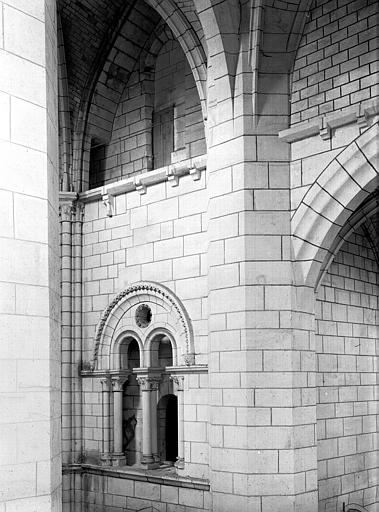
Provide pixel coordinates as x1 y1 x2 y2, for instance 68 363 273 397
0 51 46 106
4 5 45 66
134 482 161 501
14 194 47 243
11 97 47 152
178 488 203 509
148 197 178 224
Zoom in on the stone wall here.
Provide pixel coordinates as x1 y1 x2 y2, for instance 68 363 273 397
90 32 205 187
291 0 379 125
316 228 379 511
76 172 209 478
0 1 62 510
80 470 210 512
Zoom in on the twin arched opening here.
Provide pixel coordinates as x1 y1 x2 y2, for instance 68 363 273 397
92 282 192 469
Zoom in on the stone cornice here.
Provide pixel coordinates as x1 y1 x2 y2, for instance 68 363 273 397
79 154 207 217
59 191 78 203
279 100 379 143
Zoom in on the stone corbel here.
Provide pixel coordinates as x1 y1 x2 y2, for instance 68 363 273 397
189 167 201 181
166 165 179 187
319 118 331 140
135 178 147 195
357 105 369 128
102 192 114 217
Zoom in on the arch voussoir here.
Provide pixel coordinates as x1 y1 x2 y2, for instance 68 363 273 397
292 122 379 287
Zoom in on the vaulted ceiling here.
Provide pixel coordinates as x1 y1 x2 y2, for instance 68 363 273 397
57 0 205 133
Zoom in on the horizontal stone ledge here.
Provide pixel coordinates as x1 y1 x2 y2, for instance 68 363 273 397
62 463 210 490
81 364 208 378
79 154 207 216
279 99 379 143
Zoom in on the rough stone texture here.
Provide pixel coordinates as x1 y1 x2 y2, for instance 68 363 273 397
291 0 379 125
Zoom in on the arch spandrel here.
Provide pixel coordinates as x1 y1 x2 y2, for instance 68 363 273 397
292 122 379 289
91 281 194 371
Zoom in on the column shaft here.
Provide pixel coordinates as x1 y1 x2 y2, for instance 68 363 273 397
113 390 123 453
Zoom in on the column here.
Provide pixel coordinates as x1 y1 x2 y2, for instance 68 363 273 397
100 377 111 465
60 202 73 465
0 1 61 509
150 381 159 463
111 375 128 466
171 376 185 469
137 376 160 469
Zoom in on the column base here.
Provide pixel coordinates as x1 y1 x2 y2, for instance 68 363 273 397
175 457 184 469
110 453 127 467
100 453 112 466
142 455 160 469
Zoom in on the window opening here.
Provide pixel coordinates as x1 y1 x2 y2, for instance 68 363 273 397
157 394 178 464
135 304 152 328
152 106 174 168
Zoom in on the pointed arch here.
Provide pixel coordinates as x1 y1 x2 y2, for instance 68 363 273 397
72 0 207 191
292 122 379 288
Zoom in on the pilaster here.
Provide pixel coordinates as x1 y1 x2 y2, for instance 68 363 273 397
0 0 62 509
205 5 318 511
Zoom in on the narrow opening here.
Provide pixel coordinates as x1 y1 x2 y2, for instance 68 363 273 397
150 333 173 367
89 141 106 189
119 336 140 370
157 394 178 464
119 337 141 464
152 106 174 168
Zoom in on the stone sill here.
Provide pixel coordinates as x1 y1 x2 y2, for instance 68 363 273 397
81 365 208 379
79 154 207 217
63 463 210 490
279 99 379 143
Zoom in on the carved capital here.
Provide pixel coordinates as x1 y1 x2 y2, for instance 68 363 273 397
111 375 128 391
136 375 161 391
59 203 74 222
72 202 85 223
100 376 111 391
170 375 184 392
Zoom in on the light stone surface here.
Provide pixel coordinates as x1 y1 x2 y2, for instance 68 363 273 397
2 0 379 511
0 1 61 511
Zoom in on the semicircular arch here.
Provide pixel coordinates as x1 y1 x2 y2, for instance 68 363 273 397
92 281 194 370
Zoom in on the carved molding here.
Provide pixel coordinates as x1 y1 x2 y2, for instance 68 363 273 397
79 154 206 217
279 99 379 143
170 375 184 392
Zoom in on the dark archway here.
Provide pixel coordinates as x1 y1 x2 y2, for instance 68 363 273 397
157 394 178 464
119 336 141 464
